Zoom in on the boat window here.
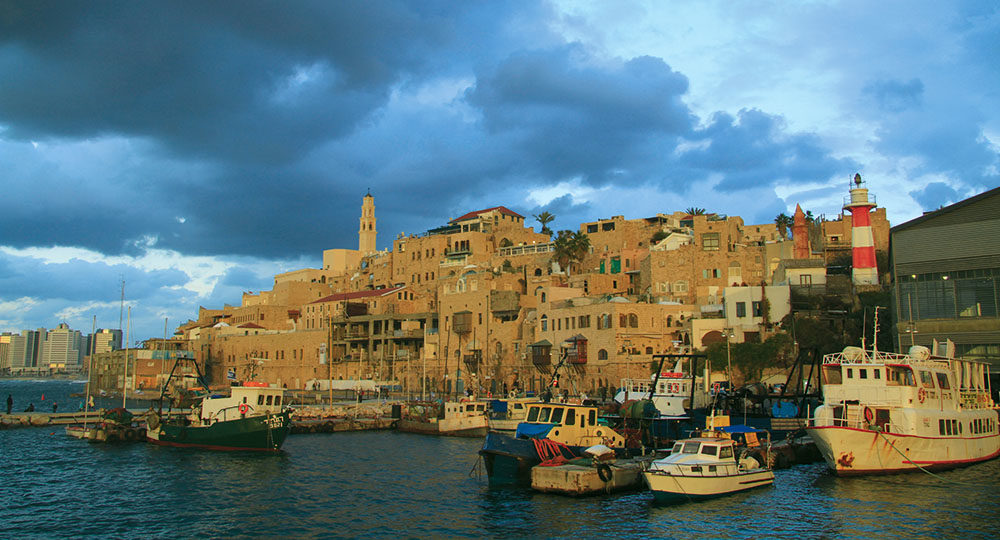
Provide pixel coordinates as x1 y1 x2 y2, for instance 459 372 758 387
720 446 734 459
690 466 702 473
919 371 935 388
527 407 540 422
936 372 950 390
538 407 551 422
275 395 282 406
846 368 853 379
266 395 273 406
874 369 881 379
709 465 717 472
957 420 962 434
565 409 576 426
258 395 265 405
904 370 915 386
682 442 701 454
589 410 596 426
702 445 718 456
823 366 842 385
939 419 946 435
859 369 868 379
551 408 564 424
671 443 683 454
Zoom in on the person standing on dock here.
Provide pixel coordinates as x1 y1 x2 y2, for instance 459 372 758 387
6 394 12 415
53 402 58 413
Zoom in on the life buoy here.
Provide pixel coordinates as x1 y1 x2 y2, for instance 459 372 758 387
917 388 927 403
238 403 250 415
863 407 874 424
597 463 613 482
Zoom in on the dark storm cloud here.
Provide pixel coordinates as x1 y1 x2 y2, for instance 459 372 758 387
0 1 462 163
681 109 860 191
0 1 858 264
909 182 961 211
467 48 694 184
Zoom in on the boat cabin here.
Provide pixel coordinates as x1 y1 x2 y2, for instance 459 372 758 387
445 401 488 419
199 383 285 423
669 438 737 462
520 403 625 448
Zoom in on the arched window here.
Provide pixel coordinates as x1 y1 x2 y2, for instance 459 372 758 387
598 349 608 361
540 315 548 331
628 313 639 328
541 292 547 303
645 346 653 354
619 314 627 328
534 286 544 296
534 268 543 276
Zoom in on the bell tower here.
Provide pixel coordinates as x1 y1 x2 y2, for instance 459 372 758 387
359 191 377 255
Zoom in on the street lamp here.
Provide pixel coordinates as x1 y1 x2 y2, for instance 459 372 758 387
723 328 735 386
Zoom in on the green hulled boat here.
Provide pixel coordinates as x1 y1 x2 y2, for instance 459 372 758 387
147 356 292 452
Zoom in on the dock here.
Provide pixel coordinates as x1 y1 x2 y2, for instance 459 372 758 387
531 458 651 496
1 409 188 429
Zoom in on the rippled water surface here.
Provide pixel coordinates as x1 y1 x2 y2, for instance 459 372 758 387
2 380 998 539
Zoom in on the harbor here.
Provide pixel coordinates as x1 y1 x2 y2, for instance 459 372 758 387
3 416 999 539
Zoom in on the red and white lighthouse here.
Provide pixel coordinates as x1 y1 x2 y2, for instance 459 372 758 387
844 173 879 286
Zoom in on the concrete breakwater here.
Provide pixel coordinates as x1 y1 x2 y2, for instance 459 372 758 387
290 402 398 433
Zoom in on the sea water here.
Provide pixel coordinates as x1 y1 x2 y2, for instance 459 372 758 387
1 380 998 539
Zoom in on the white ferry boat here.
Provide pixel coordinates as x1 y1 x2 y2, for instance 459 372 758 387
807 340 999 475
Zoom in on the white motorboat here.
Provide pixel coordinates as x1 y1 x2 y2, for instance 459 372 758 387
642 428 774 504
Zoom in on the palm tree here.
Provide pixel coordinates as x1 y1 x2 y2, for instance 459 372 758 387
533 211 555 237
775 213 793 239
685 207 707 216
552 230 590 276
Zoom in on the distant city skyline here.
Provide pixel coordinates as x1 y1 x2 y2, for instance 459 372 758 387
1 2 997 342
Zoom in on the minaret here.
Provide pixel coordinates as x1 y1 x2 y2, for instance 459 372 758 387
792 204 810 259
359 191 377 255
844 173 878 286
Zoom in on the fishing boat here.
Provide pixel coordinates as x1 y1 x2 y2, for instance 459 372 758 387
807 338 1000 475
146 355 292 452
614 361 711 417
396 400 489 437
642 427 774 504
478 400 627 483
486 397 533 433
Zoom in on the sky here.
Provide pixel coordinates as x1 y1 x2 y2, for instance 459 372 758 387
1 1 997 344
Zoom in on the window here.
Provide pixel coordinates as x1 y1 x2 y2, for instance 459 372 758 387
538 407 551 422
860 369 867 379
674 281 688 293
936 372 950 389
702 232 720 251
550 408 564 424
719 446 734 459
628 313 639 328
540 316 548 331
598 349 608 361
736 302 747 318
527 407 540 422
800 274 813 286
919 371 935 388
587 224 598 233
752 301 762 317
565 409 575 426
702 445 718 456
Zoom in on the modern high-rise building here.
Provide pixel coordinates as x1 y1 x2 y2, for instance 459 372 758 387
40 323 84 372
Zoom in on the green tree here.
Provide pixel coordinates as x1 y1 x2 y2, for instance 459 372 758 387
552 230 590 276
774 213 793 239
533 211 555 237
651 230 669 244
685 207 707 216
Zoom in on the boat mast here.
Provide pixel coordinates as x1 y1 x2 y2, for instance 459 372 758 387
84 314 95 428
122 306 131 409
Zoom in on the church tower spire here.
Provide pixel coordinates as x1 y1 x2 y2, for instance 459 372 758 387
359 191 377 255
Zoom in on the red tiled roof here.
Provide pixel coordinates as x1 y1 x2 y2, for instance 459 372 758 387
450 206 524 224
310 286 404 304
238 322 265 329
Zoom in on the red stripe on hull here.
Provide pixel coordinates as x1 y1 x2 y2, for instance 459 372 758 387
146 438 282 452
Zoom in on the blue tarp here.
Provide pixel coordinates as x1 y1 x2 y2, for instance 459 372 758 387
515 423 554 439
772 401 799 418
716 424 767 434
490 400 508 413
